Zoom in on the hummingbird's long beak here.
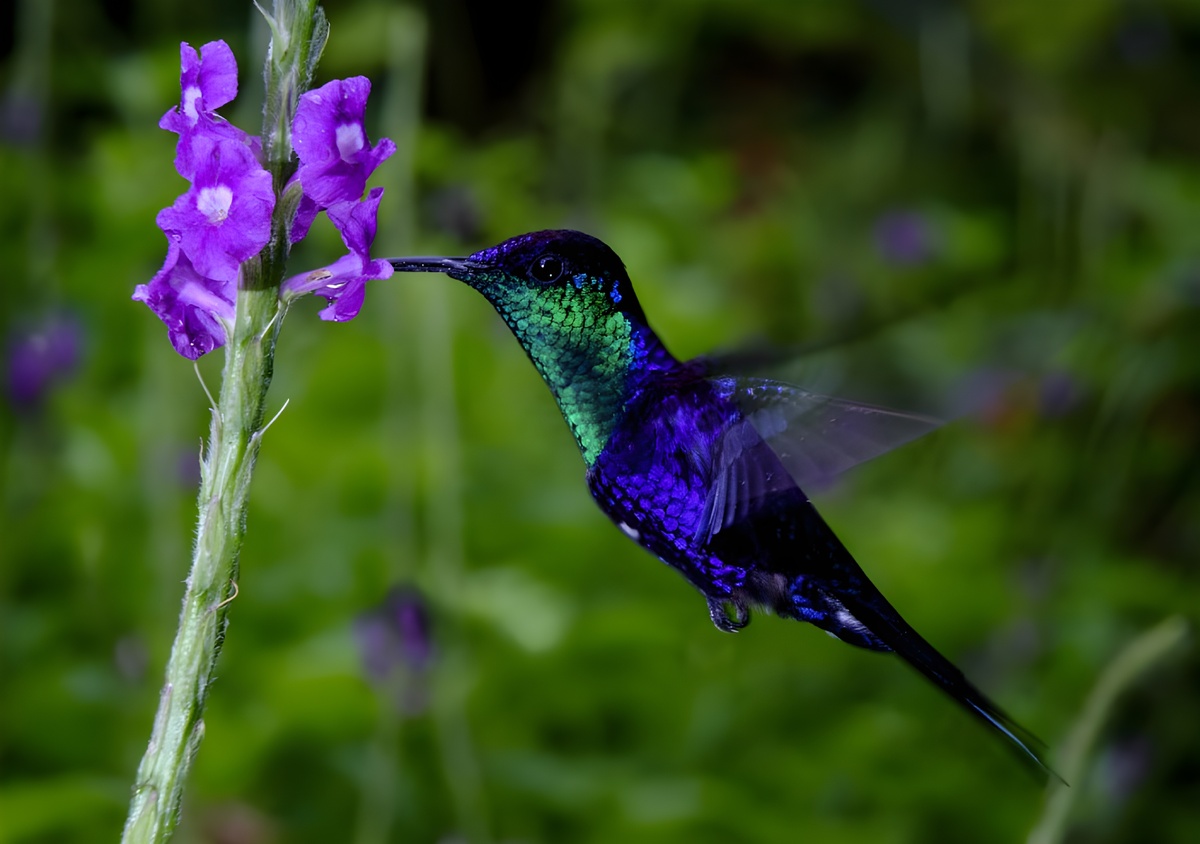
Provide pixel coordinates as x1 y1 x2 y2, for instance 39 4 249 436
387 256 484 274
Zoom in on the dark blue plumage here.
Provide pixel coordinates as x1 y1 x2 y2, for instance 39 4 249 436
390 229 1055 778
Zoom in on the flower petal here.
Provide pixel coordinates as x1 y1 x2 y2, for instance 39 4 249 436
156 136 274 282
326 186 385 256
196 40 238 111
289 193 321 244
292 77 395 208
280 189 393 323
134 238 235 359
160 40 252 180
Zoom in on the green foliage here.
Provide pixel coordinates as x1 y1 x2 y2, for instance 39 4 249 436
1 0 1197 842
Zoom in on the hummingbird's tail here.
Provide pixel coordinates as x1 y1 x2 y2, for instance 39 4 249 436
787 563 1060 782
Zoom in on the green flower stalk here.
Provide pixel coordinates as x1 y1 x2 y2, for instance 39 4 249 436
122 2 396 839
1026 616 1189 844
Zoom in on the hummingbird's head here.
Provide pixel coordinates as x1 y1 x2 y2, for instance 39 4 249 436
390 229 648 328
390 229 675 463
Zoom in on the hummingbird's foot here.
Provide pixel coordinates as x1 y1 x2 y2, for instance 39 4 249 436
707 594 750 632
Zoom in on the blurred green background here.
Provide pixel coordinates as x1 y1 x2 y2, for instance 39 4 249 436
2 0 1198 841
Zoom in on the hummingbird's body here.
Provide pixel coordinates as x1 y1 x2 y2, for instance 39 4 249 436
391 229 1053 776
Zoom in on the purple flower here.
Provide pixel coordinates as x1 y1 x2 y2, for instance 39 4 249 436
156 135 275 283
289 195 322 246
161 41 238 131
354 585 434 715
289 77 396 240
949 367 1021 426
137 39 397 359
159 41 253 179
1099 736 1154 804
873 209 940 267
5 313 82 409
1039 370 1083 418
282 187 393 321
133 238 236 360
0 90 43 147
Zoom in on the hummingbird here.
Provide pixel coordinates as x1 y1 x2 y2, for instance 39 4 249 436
389 229 1054 777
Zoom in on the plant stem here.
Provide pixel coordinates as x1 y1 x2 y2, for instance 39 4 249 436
121 285 283 844
121 3 326 840
1026 615 1189 844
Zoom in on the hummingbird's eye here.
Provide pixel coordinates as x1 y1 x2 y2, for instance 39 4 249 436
530 254 565 284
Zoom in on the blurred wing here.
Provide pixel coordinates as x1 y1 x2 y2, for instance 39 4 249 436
696 377 939 542
732 377 941 489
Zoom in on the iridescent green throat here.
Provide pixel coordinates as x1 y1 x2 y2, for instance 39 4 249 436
474 275 670 465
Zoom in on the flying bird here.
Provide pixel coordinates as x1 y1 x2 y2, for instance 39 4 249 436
390 229 1053 776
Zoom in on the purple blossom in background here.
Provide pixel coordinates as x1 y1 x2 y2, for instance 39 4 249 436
354 585 434 715
1099 736 1154 804
950 367 1021 424
289 76 396 241
156 135 275 283
282 187 394 321
0 91 43 147
1038 370 1083 418
160 41 253 179
176 447 204 489
873 209 940 267
134 239 236 360
5 313 82 409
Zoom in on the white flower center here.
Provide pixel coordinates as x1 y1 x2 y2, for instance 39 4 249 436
182 86 203 122
335 123 365 162
196 185 234 225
